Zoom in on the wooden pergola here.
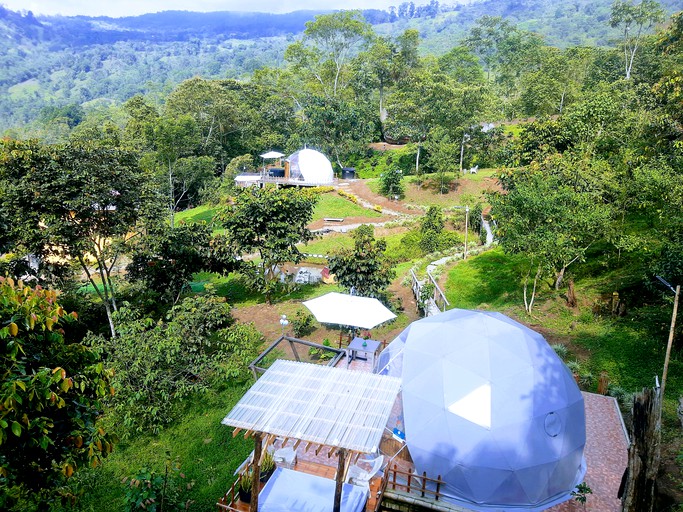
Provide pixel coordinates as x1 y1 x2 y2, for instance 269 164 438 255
221 360 401 512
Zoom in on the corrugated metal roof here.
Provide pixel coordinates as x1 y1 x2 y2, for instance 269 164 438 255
222 360 401 454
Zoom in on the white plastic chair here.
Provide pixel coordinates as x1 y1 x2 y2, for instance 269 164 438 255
273 446 297 468
345 455 384 490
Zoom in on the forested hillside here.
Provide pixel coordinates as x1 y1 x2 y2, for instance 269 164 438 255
2 1 683 510
2 0 681 131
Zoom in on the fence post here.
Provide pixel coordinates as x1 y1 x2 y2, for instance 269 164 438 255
436 475 441 501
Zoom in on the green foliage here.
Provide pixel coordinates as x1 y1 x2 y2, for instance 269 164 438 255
570 481 593 506
122 453 194 512
379 168 405 199
127 223 222 304
0 138 149 337
292 310 316 338
218 186 318 303
89 294 262 434
328 224 396 300
0 278 115 510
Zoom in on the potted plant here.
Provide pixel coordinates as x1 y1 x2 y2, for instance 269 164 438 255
237 470 253 503
260 451 276 482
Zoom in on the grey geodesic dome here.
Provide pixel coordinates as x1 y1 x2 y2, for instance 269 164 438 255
287 148 334 184
377 309 586 511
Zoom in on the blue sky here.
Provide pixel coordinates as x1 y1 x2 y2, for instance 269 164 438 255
3 0 399 17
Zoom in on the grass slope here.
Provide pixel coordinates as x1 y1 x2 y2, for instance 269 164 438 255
76 385 253 512
444 247 683 425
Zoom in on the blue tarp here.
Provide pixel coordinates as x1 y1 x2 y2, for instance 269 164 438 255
258 467 367 512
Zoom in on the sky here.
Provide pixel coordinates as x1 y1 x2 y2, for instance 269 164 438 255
2 0 399 17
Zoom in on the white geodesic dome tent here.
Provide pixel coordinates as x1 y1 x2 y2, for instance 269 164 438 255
287 148 334 184
377 309 586 512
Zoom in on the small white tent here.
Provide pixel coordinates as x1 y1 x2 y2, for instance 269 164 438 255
287 149 334 184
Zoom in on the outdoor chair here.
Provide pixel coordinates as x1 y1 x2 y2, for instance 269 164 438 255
273 446 297 468
345 454 384 490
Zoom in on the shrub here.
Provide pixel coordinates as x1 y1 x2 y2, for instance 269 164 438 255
292 310 316 338
379 169 404 199
123 453 194 512
551 343 569 360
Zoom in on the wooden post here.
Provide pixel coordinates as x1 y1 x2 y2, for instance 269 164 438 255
250 433 263 512
334 448 346 512
661 284 680 401
620 387 660 512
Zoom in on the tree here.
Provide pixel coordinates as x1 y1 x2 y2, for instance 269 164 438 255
286 11 373 98
89 294 262 433
379 169 405 199
610 0 665 80
0 278 115 510
217 186 318 303
489 163 614 312
0 140 148 338
127 223 216 305
328 224 396 300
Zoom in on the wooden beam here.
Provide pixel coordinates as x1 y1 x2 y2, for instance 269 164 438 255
303 441 312 453
232 428 242 438
243 429 253 439
250 433 263 512
334 449 346 512
292 439 302 450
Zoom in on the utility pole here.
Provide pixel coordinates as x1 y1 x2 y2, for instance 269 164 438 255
464 206 469 260
657 277 680 400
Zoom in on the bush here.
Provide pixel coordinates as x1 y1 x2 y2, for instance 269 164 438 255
90 294 263 434
551 343 569 360
379 169 405 199
123 453 194 512
292 310 316 338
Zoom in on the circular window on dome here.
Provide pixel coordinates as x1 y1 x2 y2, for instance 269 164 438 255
544 412 562 437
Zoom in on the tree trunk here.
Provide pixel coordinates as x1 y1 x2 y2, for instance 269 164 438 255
415 143 421 187
459 132 466 174
620 387 660 512
566 279 577 307
555 266 566 290
334 449 346 512
169 160 175 228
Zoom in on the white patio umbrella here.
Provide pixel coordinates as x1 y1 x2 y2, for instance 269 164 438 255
302 292 396 330
259 151 285 159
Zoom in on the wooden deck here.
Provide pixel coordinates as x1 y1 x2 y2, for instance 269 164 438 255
217 457 383 512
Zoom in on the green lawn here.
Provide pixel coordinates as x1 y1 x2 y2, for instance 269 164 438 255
443 246 683 425
76 384 253 512
175 204 219 225
312 193 382 221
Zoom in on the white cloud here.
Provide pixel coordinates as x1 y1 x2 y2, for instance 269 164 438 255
2 0 398 18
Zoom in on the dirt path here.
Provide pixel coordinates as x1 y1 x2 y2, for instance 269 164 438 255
342 179 417 216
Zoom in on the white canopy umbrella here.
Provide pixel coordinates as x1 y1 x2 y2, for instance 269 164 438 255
259 151 285 159
303 292 396 330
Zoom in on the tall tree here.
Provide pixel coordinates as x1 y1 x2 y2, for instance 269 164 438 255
217 186 317 303
0 278 115 510
0 140 147 338
610 0 665 79
285 11 373 98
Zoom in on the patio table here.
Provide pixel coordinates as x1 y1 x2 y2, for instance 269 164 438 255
346 337 381 372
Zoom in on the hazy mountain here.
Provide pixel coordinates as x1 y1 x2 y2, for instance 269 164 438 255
1 0 681 131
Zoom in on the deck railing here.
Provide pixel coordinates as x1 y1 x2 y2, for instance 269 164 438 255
426 270 449 312
375 463 446 509
216 480 240 511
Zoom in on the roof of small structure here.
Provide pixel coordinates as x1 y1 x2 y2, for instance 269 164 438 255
221 360 401 454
